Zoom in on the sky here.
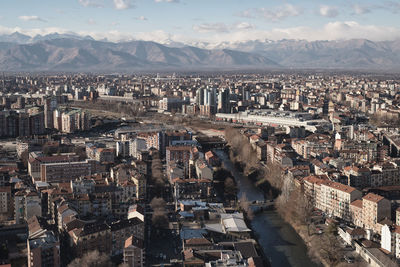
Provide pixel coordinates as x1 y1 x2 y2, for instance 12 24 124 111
1 0 400 44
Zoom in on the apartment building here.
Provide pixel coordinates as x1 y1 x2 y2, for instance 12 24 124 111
60 108 89 133
28 153 80 181
304 177 362 221
343 166 371 189
27 231 60 267
350 199 363 228
0 186 11 216
131 173 146 201
395 226 400 261
68 221 112 257
137 132 160 151
320 181 362 221
166 146 193 178
86 143 115 163
116 140 130 158
123 236 145 267
362 193 391 233
302 175 327 210
14 190 42 224
371 162 400 187
40 159 100 183
129 138 147 159
109 218 144 256
292 134 332 159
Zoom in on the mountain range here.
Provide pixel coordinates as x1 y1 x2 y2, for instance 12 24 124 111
0 32 400 72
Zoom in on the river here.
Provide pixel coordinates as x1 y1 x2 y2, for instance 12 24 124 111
215 150 320 267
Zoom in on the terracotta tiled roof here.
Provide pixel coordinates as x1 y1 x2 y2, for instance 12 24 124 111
322 180 357 194
350 199 363 208
363 193 385 203
185 237 211 245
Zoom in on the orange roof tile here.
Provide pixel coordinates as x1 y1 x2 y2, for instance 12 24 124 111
363 193 385 203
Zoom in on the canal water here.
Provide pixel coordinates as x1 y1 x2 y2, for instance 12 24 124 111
215 150 320 267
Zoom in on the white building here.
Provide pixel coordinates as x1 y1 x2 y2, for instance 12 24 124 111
381 224 395 253
129 138 147 159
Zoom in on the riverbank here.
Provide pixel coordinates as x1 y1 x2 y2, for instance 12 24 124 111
216 149 319 267
277 215 331 267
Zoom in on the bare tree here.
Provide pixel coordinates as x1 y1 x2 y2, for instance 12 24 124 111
150 197 166 210
67 250 113 267
296 193 315 235
263 161 284 189
225 128 259 176
20 149 29 168
223 177 237 200
150 150 165 196
239 193 254 220
152 210 169 229
150 197 169 229
313 231 343 265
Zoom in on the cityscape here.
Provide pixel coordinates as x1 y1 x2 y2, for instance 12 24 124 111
1 1 400 267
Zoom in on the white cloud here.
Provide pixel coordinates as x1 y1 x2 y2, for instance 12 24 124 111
1 21 400 45
383 1 400 13
352 4 371 15
190 21 400 46
78 0 103 7
238 4 302 22
193 22 255 33
193 23 229 33
113 0 132 10
235 22 255 30
318 5 339 18
154 0 179 3
87 19 96 25
236 9 254 19
18 16 46 22
134 16 148 21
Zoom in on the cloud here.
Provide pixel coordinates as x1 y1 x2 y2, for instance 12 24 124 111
238 4 302 22
18 16 46 22
134 16 148 21
193 21 255 34
78 0 103 7
1 21 400 45
193 23 229 33
262 21 400 42
352 4 371 15
87 19 96 25
318 5 339 18
236 9 254 19
235 22 255 30
154 0 179 2
190 21 400 47
113 0 132 10
383 1 400 13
